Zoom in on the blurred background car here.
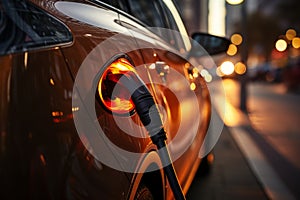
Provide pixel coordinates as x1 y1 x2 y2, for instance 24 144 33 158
282 57 300 91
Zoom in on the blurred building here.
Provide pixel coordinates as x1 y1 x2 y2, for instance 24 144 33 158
180 0 229 37
177 0 291 36
178 0 209 34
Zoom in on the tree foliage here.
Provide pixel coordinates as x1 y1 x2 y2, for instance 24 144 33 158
246 11 281 59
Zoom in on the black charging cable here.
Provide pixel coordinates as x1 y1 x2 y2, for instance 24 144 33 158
120 72 186 200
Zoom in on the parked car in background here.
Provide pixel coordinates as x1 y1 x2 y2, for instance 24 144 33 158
0 0 229 199
282 58 300 91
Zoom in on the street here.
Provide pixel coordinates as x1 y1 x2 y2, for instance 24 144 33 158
247 81 300 198
248 82 300 169
188 79 300 199
187 125 268 200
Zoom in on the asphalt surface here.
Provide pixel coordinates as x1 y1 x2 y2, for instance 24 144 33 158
247 82 300 199
186 79 299 200
186 125 268 200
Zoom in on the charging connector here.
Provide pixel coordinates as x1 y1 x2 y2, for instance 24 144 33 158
119 71 186 200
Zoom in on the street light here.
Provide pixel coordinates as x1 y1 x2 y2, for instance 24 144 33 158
226 0 248 111
275 39 288 52
220 61 235 75
227 44 238 56
231 33 243 45
226 0 244 5
285 29 297 41
292 37 300 49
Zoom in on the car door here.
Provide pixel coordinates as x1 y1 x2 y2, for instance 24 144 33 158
118 0 211 195
35 0 152 199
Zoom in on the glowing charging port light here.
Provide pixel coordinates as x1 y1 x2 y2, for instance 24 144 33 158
98 58 135 114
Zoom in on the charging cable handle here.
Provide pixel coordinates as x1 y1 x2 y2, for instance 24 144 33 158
120 73 186 200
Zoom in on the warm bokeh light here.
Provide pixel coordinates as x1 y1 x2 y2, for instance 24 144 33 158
220 61 235 75
52 111 63 117
200 69 209 77
49 78 55 86
226 0 244 5
285 29 297 41
72 107 79 112
227 44 238 56
200 69 212 82
192 68 199 78
204 74 213 83
231 33 243 45
220 79 249 127
275 39 288 52
234 62 247 75
184 62 190 69
190 82 196 91
292 37 300 49
216 66 223 77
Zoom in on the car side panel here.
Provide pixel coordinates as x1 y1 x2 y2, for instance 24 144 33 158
118 13 211 199
0 1 135 199
30 0 162 198
0 0 211 199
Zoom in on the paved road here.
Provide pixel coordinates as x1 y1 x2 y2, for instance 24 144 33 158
186 79 268 200
246 81 300 199
187 126 268 200
222 79 300 199
187 79 300 199
248 82 300 169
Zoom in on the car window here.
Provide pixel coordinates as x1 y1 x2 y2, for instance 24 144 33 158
92 0 129 12
159 1 185 51
125 0 191 52
127 0 166 28
96 0 191 52
160 0 191 52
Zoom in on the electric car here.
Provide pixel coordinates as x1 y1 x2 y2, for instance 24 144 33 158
0 0 229 199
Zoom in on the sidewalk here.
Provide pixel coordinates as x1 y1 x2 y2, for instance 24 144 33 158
187 79 296 200
186 125 268 200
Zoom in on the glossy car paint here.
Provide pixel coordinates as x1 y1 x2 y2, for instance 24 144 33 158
0 0 211 199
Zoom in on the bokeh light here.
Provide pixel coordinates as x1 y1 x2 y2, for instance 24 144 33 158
190 82 196 91
216 66 223 77
204 74 213 83
285 29 297 41
200 69 209 77
220 61 235 75
200 69 213 82
226 0 244 5
234 62 247 75
231 33 243 45
275 39 287 52
292 37 300 49
227 44 238 56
